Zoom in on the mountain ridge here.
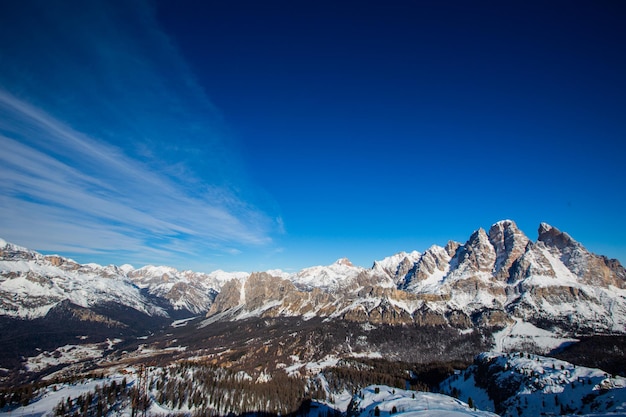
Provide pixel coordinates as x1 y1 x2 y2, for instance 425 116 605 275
1 220 625 353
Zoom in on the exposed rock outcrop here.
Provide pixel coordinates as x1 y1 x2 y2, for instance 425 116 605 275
488 220 530 281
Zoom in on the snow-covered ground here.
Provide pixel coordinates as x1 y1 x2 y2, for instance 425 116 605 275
170 316 198 328
492 317 579 353
0 374 129 417
291 258 365 290
442 352 626 417
4 353 626 417
283 354 342 376
25 338 122 374
346 385 498 417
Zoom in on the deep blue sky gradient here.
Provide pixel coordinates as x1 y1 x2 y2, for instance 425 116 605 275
0 0 625 271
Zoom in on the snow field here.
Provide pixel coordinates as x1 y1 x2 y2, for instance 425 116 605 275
351 385 498 417
443 352 626 417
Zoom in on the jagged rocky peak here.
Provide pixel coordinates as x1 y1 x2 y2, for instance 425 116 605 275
488 220 530 280
508 241 557 282
444 240 461 257
372 251 421 283
406 245 450 284
537 222 580 251
334 257 353 267
395 256 417 281
0 238 40 261
454 227 496 274
206 278 243 315
537 222 626 288
243 272 296 309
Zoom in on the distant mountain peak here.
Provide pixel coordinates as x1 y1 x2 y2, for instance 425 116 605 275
491 218 517 228
334 257 353 267
0 237 31 253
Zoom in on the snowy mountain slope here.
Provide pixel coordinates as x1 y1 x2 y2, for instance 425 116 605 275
290 258 367 290
396 245 451 293
373 250 422 284
345 385 499 417
0 238 254 319
0 240 165 319
128 265 248 314
0 371 500 417
441 351 626 416
491 317 579 354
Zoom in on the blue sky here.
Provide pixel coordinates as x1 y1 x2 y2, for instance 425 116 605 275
0 0 625 272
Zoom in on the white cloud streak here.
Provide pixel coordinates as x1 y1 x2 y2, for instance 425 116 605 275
0 2 279 268
0 90 274 265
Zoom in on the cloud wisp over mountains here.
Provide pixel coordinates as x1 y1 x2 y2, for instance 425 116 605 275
0 1 279 269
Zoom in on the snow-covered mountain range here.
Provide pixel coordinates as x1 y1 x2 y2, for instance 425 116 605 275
1 220 625 352
0 238 166 319
205 220 626 341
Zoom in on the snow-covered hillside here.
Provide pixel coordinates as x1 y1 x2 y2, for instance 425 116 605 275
0 240 165 318
0 375 498 417
291 258 367 290
441 352 626 416
345 385 499 417
128 265 248 314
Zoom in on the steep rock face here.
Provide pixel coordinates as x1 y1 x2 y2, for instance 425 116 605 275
450 228 496 276
206 279 244 314
206 272 421 325
400 245 450 292
206 272 337 319
243 272 297 311
445 240 461 257
373 251 421 284
413 305 448 326
538 223 626 288
488 220 530 281
508 241 557 282
163 282 218 315
436 229 505 311
128 266 243 314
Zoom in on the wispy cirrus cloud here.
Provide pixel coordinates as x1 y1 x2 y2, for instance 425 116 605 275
0 1 280 269
0 89 275 267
